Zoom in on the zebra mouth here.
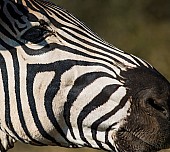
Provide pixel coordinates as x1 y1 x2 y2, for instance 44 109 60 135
116 127 161 152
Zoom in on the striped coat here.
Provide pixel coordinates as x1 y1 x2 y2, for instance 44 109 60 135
0 0 169 152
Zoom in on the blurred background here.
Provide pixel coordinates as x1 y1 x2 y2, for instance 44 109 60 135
10 0 170 152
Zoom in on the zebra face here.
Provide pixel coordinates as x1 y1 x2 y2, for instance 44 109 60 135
0 0 170 152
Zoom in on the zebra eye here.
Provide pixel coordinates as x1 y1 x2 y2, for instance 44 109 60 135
21 26 50 43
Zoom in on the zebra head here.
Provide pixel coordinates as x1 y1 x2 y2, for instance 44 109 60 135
0 0 170 152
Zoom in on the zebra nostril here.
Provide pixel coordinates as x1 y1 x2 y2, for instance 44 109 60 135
147 98 168 117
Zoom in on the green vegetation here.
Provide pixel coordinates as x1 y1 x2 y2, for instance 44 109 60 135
9 0 170 152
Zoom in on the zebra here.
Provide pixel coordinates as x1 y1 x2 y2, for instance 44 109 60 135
0 0 170 152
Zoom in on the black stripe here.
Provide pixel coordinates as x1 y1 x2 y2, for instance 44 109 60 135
105 123 117 151
131 55 152 68
77 84 120 148
11 51 44 145
27 64 61 145
0 53 10 131
64 71 115 141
